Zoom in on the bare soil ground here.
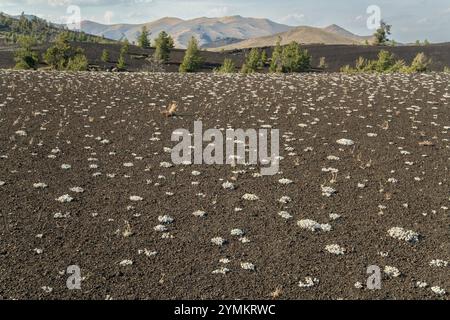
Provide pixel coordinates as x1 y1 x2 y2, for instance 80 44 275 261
0 71 449 300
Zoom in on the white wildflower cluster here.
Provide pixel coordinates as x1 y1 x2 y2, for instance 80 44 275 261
242 193 259 201
154 215 174 234
119 259 133 266
158 215 174 224
431 286 446 296
336 138 355 146
429 259 448 268
212 267 230 275
278 178 293 185
240 262 255 271
387 227 420 244
415 281 428 288
278 211 292 220
138 249 157 257
33 182 48 189
129 195 143 202
55 194 73 203
70 187 84 193
278 196 292 204
211 237 227 246
231 229 245 237
384 266 401 278
297 219 332 232
222 181 235 190
329 213 341 220
322 167 338 173
54 212 70 219
321 186 337 197
298 277 319 288
41 286 53 293
15 130 27 136
325 244 346 255
154 225 168 232
192 210 206 217
160 162 173 168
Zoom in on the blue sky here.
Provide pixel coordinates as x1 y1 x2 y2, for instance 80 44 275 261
1 0 450 43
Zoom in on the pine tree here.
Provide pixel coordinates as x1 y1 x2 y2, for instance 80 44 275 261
318 57 328 69
14 35 39 70
116 40 129 69
260 50 268 67
154 31 174 62
121 39 130 54
241 48 260 73
137 26 151 48
117 53 126 69
375 50 396 72
179 37 203 72
374 20 391 45
43 32 87 70
101 49 110 63
269 37 283 73
408 52 431 72
66 54 89 71
355 56 369 71
280 41 311 73
216 58 236 73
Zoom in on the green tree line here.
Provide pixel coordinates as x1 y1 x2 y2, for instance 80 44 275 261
0 12 112 44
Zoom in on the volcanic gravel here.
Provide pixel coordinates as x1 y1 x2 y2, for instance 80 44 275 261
0 70 449 300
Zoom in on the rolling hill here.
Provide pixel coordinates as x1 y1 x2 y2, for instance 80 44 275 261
324 24 373 43
0 12 114 44
211 25 373 51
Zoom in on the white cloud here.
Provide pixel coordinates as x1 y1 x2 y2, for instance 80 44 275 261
104 10 114 24
279 13 305 25
206 6 229 17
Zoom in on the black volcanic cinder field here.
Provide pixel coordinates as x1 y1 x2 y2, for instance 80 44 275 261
1 42 450 72
0 71 449 300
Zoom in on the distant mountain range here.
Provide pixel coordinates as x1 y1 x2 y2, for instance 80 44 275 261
80 15 372 49
2 12 374 50
80 15 293 49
